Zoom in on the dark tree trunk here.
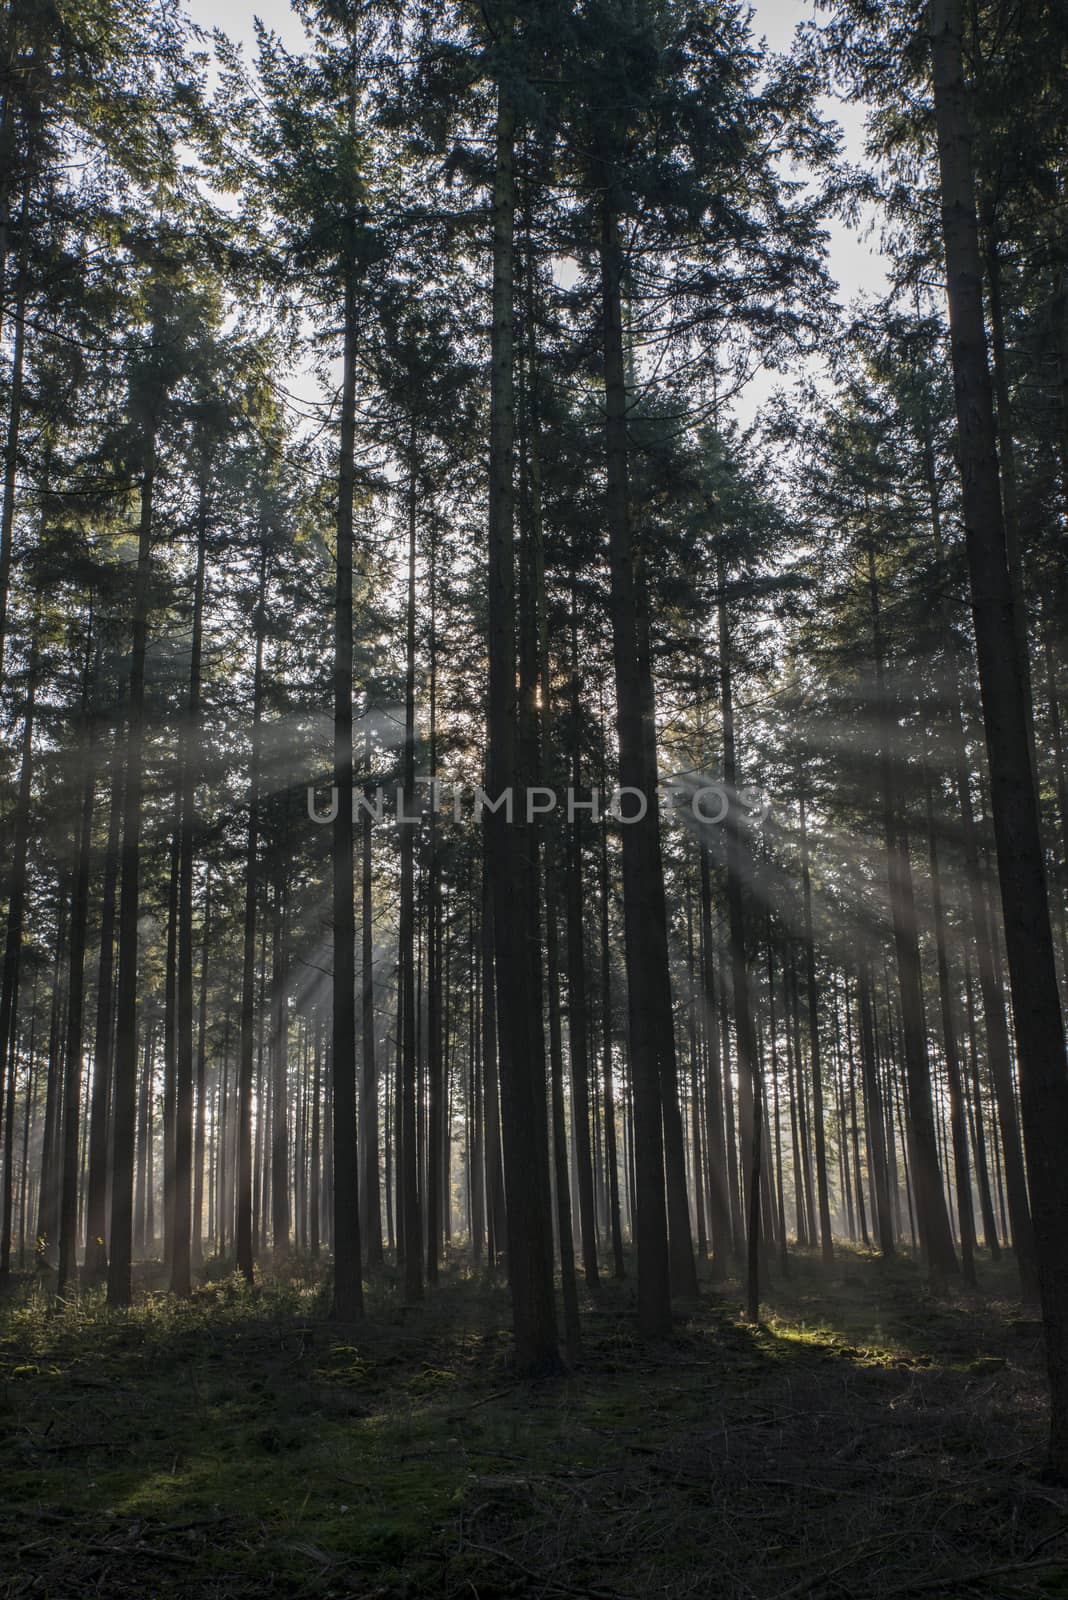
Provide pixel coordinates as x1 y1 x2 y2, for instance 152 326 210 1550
485 40 559 1371
924 769 977 1284
84 726 122 1281
270 868 290 1255
480 873 505 1270
172 448 210 1296
107 428 156 1307
857 966 894 1258
17 972 41 1269
58 651 98 1296
162 811 179 1277
766 927 790 1273
331 270 363 1319
426 537 442 1287
311 1014 322 1258
798 791 833 1264
716 555 765 1303
599 780 626 1282
916 358 1036 1292
521 382 580 1348
565 589 599 1291
930 0 1068 1473
192 872 210 1271
398 425 422 1306
842 978 869 1250
867 543 957 1280
963 963 999 1254
0 205 27 688
699 845 730 1275
600 201 685 1330
0 630 37 1276
235 542 268 1285
686 877 707 1259
359 723 382 1268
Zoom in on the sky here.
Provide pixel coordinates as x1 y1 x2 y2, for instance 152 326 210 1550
182 0 889 425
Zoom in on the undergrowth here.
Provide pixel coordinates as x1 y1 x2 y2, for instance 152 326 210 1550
1 1250 1064 1598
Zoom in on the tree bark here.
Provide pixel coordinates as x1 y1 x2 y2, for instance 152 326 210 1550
172 446 210 1296
929 0 1068 1473
0 627 37 1276
235 541 268 1284
426 536 442 1286
486 36 559 1368
359 722 382 1267
699 844 730 1274
0 297 24 686
398 423 423 1306
798 790 833 1264
924 768 977 1284
107 425 157 1307
866 541 957 1279
600 200 681 1331
58 649 98 1296
331 270 363 1319
84 724 122 1281
192 871 210 1270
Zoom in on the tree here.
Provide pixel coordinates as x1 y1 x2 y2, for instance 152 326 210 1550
928 0 1068 1476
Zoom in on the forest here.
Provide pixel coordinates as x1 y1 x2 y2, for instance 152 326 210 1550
2 0 1068 1594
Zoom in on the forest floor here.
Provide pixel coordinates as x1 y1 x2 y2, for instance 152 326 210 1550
1 1249 1066 1600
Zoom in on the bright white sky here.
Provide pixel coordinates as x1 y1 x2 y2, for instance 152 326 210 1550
183 0 887 426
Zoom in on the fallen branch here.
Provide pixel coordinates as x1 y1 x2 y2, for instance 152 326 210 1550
461 1538 631 1600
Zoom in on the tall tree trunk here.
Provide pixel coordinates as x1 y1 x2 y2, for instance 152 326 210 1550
786 949 812 1246
963 962 999 1254
235 543 268 1284
17 970 40 1268
600 200 682 1331
716 552 765 1300
107 423 157 1308
930 0 1068 1472
686 875 707 1259
767 925 790 1273
924 768 977 1284
84 724 122 1281
331 269 363 1319
172 448 210 1296
359 722 382 1268
1040 616 1068 990
192 871 210 1271
486 39 559 1368
985 233 1037 771
311 1013 322 1258
0 196 27 689
867 542 957 1279
270 867 290 1254
468 903 485 1264
699 844 730 1275
564 595 599 1291
161 800 180 1280
599 768 626 1281
857 965 894 1258
798 789 833 1263
0 628 37 1275
35 887 69 1258
398 423 423 1305
58 647 98 1296
916 351 1036 1291
519 303 580 1339
843 977 869 1249
480 874 505 1270
426 536 442 1286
